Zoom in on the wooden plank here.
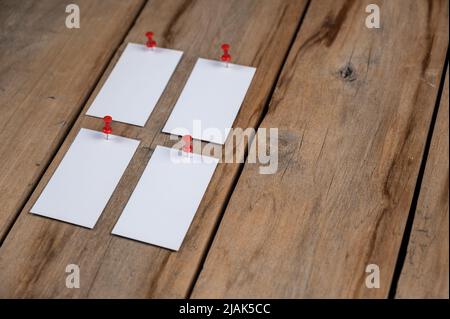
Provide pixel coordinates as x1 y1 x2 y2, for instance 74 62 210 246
0 0 308 297
191 0 449 298
396 68 449 299
0 0 145 239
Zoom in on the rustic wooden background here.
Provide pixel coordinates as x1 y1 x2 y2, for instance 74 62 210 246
0 0 447 298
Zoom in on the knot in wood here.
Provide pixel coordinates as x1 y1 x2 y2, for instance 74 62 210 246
339 63 356 82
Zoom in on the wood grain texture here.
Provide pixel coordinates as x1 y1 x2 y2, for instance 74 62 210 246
0 0 145 240
396 68 449 299
0 0 308 298
191 0 449 298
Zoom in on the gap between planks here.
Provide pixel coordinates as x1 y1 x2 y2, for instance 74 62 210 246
185 0 313 298
0 0 149 245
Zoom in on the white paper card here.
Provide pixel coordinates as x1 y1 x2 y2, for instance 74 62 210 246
162 58 256 144
31 128 140 228
112 146 218 250
86 43 183 126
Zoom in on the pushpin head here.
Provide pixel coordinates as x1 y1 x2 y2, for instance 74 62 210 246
182 135 193 153
103 115 112 124
145 31 157 48
220 43 231 63
102 115 113 139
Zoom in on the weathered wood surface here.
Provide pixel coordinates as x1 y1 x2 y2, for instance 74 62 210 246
191 0 449 298
396 68 449 299
0 0 448 299
0 0 308 298
0 0 146 240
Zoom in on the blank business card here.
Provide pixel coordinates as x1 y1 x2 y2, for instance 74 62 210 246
112 146 218 250
162 58 256 144
86 43 183 126
31 128 140 228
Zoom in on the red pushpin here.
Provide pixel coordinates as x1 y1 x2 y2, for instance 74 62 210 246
220 43 231 68
145 32 157 49
182 135 193 153
102 115 112 140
